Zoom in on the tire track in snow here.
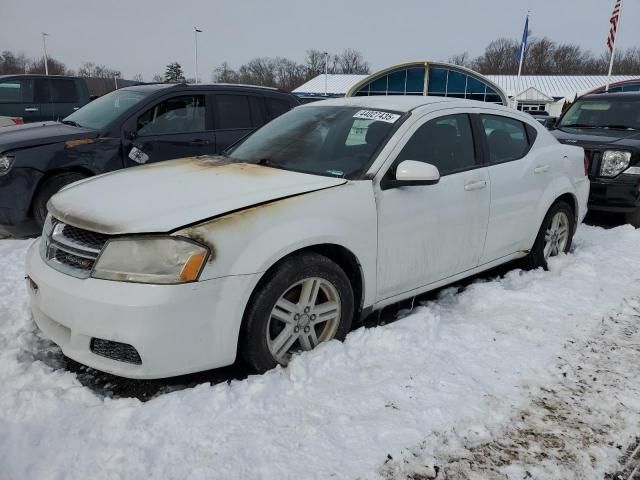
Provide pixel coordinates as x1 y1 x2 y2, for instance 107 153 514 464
381 298 640 480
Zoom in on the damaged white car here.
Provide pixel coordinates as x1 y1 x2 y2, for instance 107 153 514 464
25 96 589 379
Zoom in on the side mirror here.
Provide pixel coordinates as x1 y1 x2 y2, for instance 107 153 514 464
388 160 440 187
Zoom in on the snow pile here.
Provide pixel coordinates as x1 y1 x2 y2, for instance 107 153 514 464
1 225 640 480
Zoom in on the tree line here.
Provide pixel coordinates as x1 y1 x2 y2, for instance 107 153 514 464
211 49 370 91
0 50 134 80
3 37 639 94
450 38 640 75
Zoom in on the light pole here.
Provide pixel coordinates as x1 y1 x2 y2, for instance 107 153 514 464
42 32 49 75
114 72 119 90
323 51 329 96
194 27 202 83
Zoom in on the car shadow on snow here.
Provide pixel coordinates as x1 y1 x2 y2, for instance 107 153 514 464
39 213 631 402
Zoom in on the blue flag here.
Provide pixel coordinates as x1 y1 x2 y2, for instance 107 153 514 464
516 15 529 62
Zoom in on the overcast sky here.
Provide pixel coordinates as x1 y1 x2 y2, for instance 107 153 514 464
2 0 638 81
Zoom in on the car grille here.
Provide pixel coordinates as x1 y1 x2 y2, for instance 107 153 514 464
41 218 110 278
90 338 142 365
584 149 603 178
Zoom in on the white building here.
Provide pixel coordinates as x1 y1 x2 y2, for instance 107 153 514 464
294 69 640 117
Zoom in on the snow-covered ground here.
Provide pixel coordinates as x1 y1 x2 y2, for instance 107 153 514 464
1 225 639 480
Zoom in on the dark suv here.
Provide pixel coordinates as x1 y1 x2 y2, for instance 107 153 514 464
552 92 640 227
0 75 91 123
0 83 299 236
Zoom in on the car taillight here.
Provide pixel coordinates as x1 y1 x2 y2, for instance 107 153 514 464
11 117 23 125
583 152 590 176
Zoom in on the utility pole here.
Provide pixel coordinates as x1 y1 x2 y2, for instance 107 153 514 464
194 27 202 83
42 32 49 75
323 51 329 96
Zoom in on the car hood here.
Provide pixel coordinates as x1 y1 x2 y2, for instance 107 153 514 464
552 127 640 150
48 156 348 234
0 121 97 152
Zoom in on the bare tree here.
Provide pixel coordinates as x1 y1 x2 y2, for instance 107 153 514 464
448 52 471 67
27 57 70 75
212 62 239 83
78 61 121 79
151 74 163 82
337 48 369 74
132 73 144 82
472 38 520 74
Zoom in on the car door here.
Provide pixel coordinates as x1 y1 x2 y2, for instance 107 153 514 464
213 93 264 153
124 94 214 166
476 112 546 263
376 111 491 300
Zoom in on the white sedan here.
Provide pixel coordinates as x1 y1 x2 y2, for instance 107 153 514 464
25 96 589 379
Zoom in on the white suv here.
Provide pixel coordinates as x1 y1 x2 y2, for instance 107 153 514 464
25 96 589 379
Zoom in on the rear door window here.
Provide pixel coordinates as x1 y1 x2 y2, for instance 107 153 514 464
480 114 531 164
48 79 79 103
248 96 267 127
215 95 252 129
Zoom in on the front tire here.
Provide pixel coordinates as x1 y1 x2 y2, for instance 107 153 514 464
240 252 354 373
625 208 640 228
523 200 575 270
32 172 87 227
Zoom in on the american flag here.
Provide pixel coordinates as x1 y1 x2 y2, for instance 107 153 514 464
606 0 622 53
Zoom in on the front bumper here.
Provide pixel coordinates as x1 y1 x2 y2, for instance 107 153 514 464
0 166 43 237
588 175 640 213
26 240 260 379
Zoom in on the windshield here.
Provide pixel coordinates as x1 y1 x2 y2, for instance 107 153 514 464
64 89 151 130
559 98 640 130
227 106 403 179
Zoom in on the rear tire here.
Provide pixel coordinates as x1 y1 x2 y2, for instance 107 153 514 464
240 252 354 373
32 172 87 227
523 200 575 270
625 208 640 228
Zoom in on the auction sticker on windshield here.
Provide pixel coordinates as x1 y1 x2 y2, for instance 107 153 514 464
353 110 401 123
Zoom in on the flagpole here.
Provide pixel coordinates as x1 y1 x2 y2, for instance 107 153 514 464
605 1 622 92
513 12 529 110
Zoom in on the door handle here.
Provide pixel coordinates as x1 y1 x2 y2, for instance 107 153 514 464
24 107 39 112
534 165 550 174
464 180 487 191
189 139 210 145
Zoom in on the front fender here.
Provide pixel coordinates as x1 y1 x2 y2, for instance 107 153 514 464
176 181 378 308
10 138 121 174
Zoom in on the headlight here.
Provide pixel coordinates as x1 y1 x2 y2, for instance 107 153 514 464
92 236 209 284
600 150 631 177
0 155 15 176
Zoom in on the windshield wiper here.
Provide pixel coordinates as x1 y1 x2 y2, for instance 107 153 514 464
61 120 83 128
559 124 599 129
601 125 640 131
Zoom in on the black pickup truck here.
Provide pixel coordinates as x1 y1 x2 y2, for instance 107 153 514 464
0 75 91 123
552 92 640 227
0 82 299 237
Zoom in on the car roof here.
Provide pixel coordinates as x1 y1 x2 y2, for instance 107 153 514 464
120 82 289 95
297 95 515 114
581 92 640 101
0 74 82 80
